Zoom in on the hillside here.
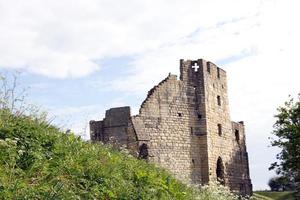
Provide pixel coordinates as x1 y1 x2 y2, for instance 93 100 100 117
254 191 295 200
0 109 256 200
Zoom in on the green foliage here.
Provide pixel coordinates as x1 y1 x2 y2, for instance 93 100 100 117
268 176 297 192
0 110 201 199
252 193 273 200
254 191 295 200
269 94 300 197
196 182 245 200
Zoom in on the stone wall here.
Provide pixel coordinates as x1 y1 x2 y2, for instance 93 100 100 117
90 58 252 196
90 106 131 146
132 74 203 184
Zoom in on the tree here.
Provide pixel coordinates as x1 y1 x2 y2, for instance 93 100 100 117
268 176 297 191
269 94 300 195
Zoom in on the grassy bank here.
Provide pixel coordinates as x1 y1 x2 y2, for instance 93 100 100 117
0 110 250 199
254 191 295 200
0 110 199 199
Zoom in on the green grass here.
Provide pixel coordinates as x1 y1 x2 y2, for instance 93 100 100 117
252 193 273 200
254 191 296 200
0 110 248 200
0 110 198 199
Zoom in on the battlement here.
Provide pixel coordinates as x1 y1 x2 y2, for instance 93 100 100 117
180 59 226 84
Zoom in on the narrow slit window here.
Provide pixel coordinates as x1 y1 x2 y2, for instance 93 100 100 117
235 129 240 143
217 95 221 106
190 127 193 135
218 124 222 136
217 67 220 79
207 62 211 73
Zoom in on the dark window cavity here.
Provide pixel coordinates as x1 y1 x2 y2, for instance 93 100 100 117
217 67 220 79
178 113 182 117
216 157 225 185
217 95 221 106
218 124 222 136
197 113 202 119
235 129 240 143
138 143 149 160
207 62 211 73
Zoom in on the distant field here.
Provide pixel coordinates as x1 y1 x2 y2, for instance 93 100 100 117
254 191 295 200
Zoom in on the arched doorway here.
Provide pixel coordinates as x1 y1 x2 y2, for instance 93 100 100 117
138 143 149 160
216 157 225 185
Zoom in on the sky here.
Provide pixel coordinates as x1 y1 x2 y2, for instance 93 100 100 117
0 0 299 190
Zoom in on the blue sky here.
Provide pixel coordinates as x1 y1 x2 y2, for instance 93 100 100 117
1 0 300 190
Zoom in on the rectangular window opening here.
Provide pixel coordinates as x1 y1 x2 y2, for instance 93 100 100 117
218 124 222 136
217 95 221 106
235 129 240 143
207 62 211 73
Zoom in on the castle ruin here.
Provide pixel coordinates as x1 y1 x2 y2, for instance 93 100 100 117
90 59 252 196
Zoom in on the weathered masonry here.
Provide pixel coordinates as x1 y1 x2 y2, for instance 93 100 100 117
90 59 252 196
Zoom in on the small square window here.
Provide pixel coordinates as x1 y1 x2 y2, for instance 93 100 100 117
197 114 202 119
178 113 182 117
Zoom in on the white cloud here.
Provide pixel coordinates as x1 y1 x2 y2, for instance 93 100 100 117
0 0 262 78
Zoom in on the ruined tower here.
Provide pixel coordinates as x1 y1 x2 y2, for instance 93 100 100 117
90 59 252 196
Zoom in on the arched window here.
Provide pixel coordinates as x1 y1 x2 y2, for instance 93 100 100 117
216 157 225 185
138 143 149 160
